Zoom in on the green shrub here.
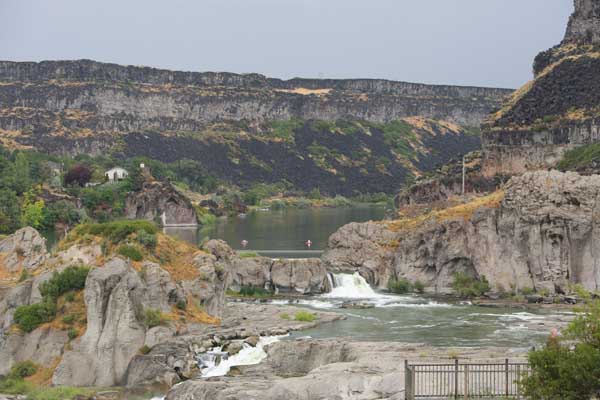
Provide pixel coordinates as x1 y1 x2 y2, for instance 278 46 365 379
67 328 78 341
413 280 425 294
62 315 75 325
388 278 412 294
521 287 535 296
294 311 316 322
176 300 187 310
144 308 165 328
521 299 600 399
13 301 56 332
0 378 92 400
8 361 38 379
64 292 75 302
279 313 291 320
117 245 143 261
237 286 273 298
73 220 157 243
136 229 157 249
198 212 217 226
558 143 600 171
452 272 490 298
139 345 152 355
18 270 29 282
39 266 89 300
239 251 259 258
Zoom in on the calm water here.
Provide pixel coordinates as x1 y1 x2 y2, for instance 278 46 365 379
165 205 385 258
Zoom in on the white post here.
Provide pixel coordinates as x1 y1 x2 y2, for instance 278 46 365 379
462 155 466 196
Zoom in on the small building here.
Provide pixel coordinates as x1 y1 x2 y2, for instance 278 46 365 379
105 167 129 182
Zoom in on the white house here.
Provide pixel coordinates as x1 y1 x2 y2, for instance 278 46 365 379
105 167 129 182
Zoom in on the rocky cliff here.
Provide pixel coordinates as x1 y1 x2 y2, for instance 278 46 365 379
0 226 231 387
325 170 600 295
482 0 600 177
125 181 198 226
0 59 510 195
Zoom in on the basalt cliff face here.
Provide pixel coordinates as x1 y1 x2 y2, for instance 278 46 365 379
482 0 600 177
325 171 600 295
0 59 510 195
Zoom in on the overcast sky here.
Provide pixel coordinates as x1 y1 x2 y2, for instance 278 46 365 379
0 0 572 89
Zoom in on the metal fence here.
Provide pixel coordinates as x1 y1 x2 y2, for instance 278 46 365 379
405 360 530 399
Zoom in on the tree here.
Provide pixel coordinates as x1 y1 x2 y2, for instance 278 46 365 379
21 191 45 229
64 163 92 187
521 297 600 399
13 152 31 194
0 188 20 233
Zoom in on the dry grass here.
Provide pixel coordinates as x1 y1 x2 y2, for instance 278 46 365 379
387 191 504 233
153 234 203 281
166 296 220 326
25 357 62 386
275 87 332 96
41 290 87 334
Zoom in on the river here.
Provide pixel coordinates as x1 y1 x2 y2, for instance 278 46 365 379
165 204 386 258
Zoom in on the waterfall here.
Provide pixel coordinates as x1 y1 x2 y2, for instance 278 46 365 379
199 336 283 378
323 272 380 299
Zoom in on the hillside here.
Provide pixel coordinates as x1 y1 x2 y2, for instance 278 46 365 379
0 60 511 195
482 0 600 176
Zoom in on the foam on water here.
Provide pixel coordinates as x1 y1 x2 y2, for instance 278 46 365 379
200 336 284 378
323 272 383 299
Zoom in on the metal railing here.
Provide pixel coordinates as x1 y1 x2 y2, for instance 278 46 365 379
405 359 530 399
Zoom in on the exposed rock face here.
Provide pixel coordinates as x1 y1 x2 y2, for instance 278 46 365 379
0 59 511 127
125 181 197 226
164 339 529 400
482 0 600 177
0 227 47 273
230 257 330 295
395 151 507 207
325 171 600 294
53 258 148 387
564 0 600 44
0 59 509 195
323 222 397 289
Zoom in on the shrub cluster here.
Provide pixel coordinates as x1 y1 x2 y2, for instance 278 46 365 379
452 272 490 298
39 266 89 300
521 298 600 399
144 308 165 328
13 266 89 332
8 361 38 379
117 245 144 261
294 311 316 322
236 286 273 298
74 220 157 243
136 229 157 249
388 278 426 294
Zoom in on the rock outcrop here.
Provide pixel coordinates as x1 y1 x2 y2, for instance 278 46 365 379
482 0 600 177
564 0 600 45
325 171 600 294
230 257 330 295
0 228 233 387
125 181 197 226
0 227 47 273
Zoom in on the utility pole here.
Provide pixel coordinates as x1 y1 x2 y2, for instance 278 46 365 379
462 155 466 196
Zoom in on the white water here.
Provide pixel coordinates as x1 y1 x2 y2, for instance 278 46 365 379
323 272 383 299
200 336 284 377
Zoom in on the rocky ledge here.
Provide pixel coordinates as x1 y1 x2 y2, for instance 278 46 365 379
325 170 600 294
165 339 528 400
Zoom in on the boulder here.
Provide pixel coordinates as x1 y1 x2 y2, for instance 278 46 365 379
270 259 329 295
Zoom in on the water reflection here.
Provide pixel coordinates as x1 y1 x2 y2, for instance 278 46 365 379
165 205 385 258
